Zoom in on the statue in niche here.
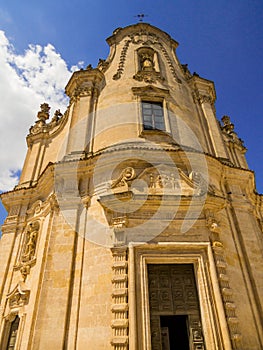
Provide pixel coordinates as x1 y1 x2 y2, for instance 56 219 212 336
134 47 164 84
141 53 154 70
21 221 39 263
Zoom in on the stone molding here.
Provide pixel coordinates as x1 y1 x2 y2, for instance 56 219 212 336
134 243 233 350
111 248 129 349
206 211 242 349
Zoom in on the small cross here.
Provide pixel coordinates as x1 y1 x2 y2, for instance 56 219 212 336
134 14 148 22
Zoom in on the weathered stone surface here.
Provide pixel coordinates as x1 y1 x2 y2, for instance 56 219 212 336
0 23 262 349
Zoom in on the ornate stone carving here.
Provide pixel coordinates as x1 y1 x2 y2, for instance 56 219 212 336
37 103 50 121
29 103 65 136
97 58 109 72
133 69 164 84
71 85 92 101
111 216 128 230
29 103 50 135
6 282 30 310
111 167 136 191
9 205 20 216
158 43 182 83
129 31 159 45
21 221 39 264
110 216 128 246
221 115 245 148
199 94 212 104
14 221 40 280
137 165 207 196
133 47 164 84
181 63 192 80
113 40 131 80
26 200 44 217
192 90 215 106
113 31 181 83
50 109 62 125
111 248 129 350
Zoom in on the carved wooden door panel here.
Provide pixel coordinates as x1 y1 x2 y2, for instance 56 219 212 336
148 264 205 350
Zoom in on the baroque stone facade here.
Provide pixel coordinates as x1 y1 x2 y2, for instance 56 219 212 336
0 23 263 349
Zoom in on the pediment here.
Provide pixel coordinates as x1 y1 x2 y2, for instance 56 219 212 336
108 164 209 198
136 164 197 196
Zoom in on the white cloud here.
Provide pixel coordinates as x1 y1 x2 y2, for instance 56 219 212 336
0 31 80 191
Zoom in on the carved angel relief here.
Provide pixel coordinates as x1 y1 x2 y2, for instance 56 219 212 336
110 165 209 197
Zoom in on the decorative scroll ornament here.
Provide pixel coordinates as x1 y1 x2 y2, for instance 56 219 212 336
111 167 136 191
6 282 30 310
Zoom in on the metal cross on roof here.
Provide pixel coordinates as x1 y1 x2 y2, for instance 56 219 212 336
134 14 148 22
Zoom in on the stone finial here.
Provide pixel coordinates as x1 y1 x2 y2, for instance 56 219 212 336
51 109 62 123
221 115 234 133
37 103 50 123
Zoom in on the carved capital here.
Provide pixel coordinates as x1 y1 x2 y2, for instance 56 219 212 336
199 94 212 104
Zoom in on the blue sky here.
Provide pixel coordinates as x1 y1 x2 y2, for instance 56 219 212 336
0 0 263 228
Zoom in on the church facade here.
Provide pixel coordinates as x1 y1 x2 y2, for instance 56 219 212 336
0 23 262 349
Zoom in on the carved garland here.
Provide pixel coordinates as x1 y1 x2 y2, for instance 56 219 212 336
113 40 132 80
158 43 181 83
206 214 242 350
111 248 129 349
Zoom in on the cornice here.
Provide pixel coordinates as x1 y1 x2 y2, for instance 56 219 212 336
65 68 105 100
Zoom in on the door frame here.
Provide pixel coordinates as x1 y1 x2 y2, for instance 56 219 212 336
130 242 232 350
